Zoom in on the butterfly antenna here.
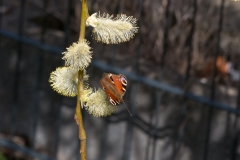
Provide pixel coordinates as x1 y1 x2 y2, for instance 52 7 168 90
123 101 132 116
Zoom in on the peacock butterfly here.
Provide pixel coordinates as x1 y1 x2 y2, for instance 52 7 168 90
100 73 132 116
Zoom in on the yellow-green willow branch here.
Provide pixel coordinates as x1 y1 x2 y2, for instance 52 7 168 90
75 0 88 160
79 0 88 41
75 70 86 160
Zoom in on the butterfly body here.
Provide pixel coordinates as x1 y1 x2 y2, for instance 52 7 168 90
100 73 127 105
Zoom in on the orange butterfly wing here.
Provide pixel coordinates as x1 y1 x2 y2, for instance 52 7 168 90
100 73 127 105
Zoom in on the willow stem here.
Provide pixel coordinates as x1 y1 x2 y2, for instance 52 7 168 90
79 0 88 41
75 0 88 160
75 70 86 160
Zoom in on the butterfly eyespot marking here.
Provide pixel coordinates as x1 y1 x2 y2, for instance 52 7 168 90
109 98 117 105
109 74 115 84
120 74 127 80
122 84 127 90
120 75 127 86
121 87 126 92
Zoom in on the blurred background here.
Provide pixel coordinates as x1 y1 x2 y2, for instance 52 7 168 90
0 0 240 160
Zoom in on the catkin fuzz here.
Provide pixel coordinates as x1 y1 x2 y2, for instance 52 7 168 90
86 12 138 44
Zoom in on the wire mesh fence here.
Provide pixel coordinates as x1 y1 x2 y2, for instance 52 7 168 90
0 0 240 160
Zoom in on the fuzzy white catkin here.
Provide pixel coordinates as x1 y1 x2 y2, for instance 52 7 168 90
86 12 138 44
62 40 92 70
85 88 117 117
49 67 78 97
49 67 89 97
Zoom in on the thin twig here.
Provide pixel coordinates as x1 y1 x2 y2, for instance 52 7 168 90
79 0 88 41
74 0 88 160
75 70 87 160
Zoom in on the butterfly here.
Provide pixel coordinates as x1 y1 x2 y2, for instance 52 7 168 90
100 73 132 116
